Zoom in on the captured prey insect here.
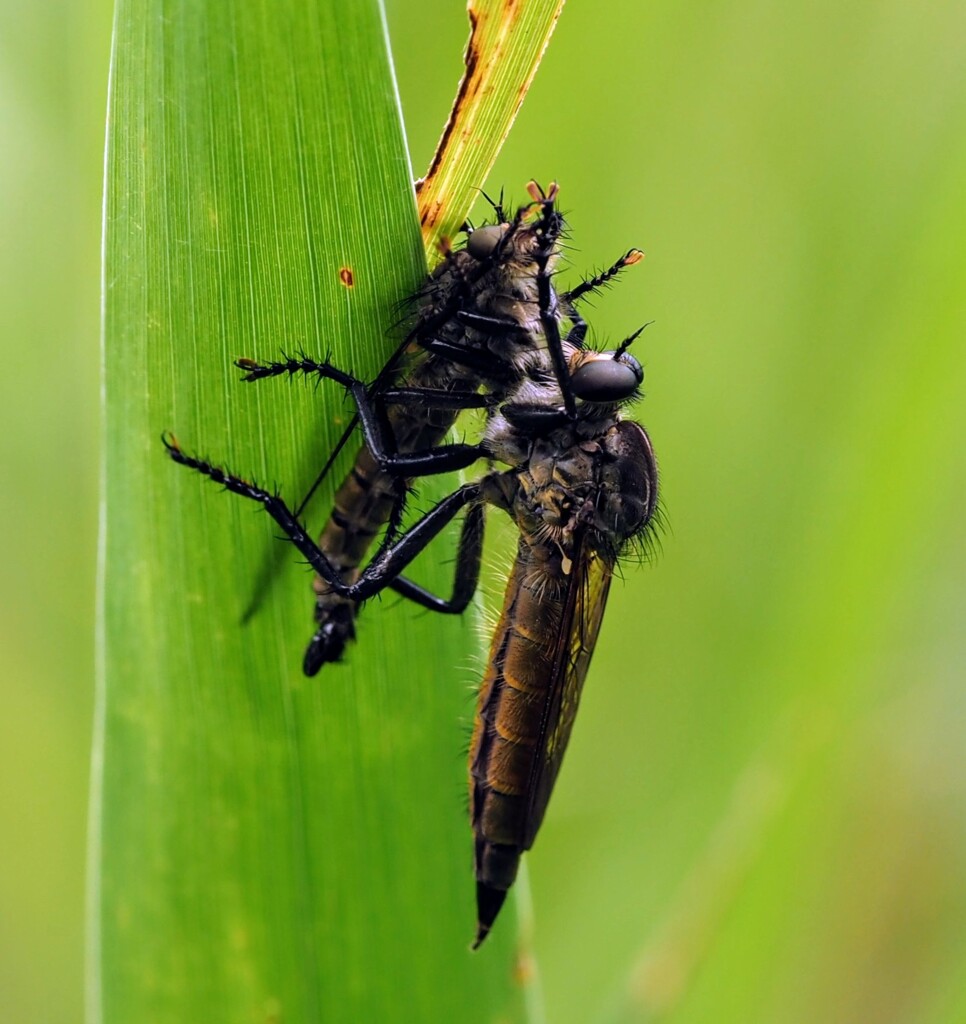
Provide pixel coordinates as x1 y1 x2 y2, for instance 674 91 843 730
163 182 659 946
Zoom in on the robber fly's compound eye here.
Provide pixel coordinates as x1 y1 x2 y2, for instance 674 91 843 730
466 223 509 260
616 351 644 384
569 353 643 403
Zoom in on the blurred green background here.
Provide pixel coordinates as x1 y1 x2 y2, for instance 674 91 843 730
4 0 966 1021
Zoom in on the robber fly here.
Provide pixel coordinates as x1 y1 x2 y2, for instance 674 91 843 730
163 183 658 946
233 183 642 674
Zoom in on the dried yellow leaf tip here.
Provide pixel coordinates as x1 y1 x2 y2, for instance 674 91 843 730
417 0 566 261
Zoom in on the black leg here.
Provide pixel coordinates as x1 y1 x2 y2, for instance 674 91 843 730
454 310 522 335
565 309 588 348
564 249 644 304
388 501 484 613
236 356 488 476
531 203 578 418
417 338 515 381
479 186 507 223
162 434 482 602
378 387 492 411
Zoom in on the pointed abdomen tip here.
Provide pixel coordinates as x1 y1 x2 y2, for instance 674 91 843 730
473 882 509 949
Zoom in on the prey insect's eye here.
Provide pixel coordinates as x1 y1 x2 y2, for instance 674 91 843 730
570 354 643 403
466 223 509 260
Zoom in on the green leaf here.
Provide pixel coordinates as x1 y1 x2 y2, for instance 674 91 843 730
94 0 539 1020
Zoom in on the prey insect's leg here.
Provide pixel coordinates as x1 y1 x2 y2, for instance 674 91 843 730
389 501 484 614
563 249 644 304
417 339 515 383
237 356 488 476
560 250 644 349
162 434 481 602
378 387 491 412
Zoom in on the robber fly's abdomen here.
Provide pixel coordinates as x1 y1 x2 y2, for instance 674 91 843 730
469 543 566 938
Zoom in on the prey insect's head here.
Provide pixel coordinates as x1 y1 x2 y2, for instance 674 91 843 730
465 222 511 260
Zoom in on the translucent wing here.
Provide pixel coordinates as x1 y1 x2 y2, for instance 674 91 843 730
521 534 616 848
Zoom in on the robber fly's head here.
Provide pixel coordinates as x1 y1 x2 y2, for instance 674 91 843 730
568 349 644 405
568 322 653 405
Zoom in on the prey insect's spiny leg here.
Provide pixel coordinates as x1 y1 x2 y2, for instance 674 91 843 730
561 250 645 350
564 249 644 304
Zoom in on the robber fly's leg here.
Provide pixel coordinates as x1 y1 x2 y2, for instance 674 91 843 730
533 232 577 419
302 485 479 674
563 249 644 305
350 485 483 600
565 308 589 348
389 501 484 613
237 356 489 477
162 434 481 601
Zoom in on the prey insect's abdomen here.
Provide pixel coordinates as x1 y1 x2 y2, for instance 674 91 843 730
304 401 463 674
304 444 398 673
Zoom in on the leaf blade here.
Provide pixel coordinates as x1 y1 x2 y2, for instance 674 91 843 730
95 0 523 1019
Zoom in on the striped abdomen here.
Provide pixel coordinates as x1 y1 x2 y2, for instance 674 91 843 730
469 542 575 944
302 387 464 675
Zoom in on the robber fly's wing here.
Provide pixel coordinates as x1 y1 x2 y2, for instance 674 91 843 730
522 535 616 849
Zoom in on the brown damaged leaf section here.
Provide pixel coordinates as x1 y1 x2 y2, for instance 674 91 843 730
416 0 565 262
338 266 355 287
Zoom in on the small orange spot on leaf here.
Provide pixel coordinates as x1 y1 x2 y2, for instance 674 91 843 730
339 266 355 288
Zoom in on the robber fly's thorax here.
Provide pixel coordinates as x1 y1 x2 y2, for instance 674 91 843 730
482 419 655 565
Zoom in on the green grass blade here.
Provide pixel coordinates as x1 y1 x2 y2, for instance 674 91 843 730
95 0 528 1019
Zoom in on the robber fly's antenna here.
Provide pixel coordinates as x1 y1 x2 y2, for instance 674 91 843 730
613 321 654 359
